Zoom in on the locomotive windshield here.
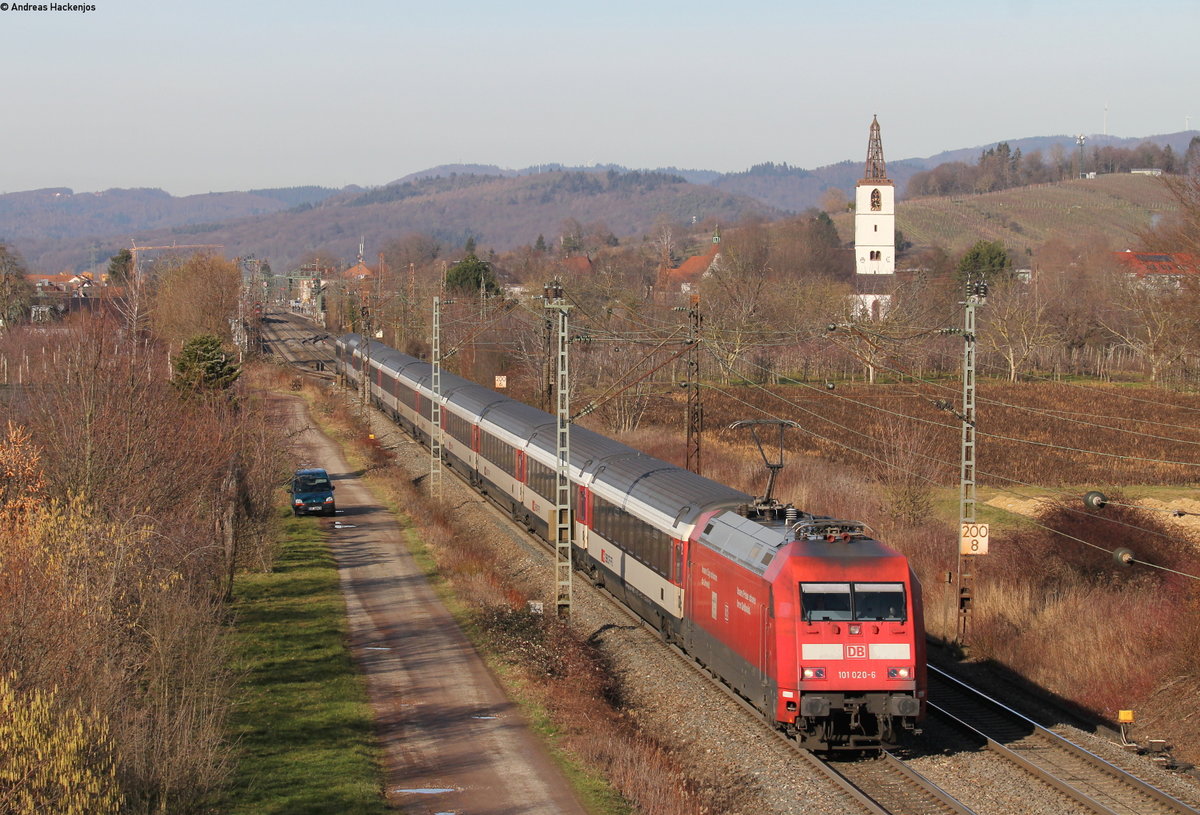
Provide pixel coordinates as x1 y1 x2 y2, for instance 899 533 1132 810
801 582 906 622
853 583 906 621
801 583 852 621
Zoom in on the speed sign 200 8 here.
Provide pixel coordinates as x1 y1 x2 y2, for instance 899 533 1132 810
960 523 989 555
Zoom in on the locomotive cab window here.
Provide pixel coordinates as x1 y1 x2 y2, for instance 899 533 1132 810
853 583 906 621
801 581 906 622
801 583 852 621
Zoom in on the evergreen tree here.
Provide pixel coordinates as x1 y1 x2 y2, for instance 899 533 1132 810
445 253 500 295
107 249 133 284
0 243 33 329
172 335 240 392
957 240 1012 284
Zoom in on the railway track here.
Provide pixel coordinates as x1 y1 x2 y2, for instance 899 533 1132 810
258 309 336 377
645 628 977 814
928 665 1199 815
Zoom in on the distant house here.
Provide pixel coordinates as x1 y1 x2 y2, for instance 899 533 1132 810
341 261 375 281
27 272 100 294
29 273 74 292
1131 168 1164 177
656 231 722 295
1112 250 1200 286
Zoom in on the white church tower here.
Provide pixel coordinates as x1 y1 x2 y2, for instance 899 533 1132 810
855 115 895 276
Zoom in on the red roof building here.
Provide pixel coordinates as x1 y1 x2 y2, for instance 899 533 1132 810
1112 251 1200 283
656 232 723 294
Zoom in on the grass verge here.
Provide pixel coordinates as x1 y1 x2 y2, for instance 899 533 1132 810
222 510 388 815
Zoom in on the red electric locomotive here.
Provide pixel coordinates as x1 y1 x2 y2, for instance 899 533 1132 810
683 506 925 750
335 333 925 751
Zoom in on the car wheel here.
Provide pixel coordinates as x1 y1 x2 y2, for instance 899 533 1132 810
326 504 337 516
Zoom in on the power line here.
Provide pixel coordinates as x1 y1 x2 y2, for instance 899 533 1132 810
820 341 1200 460
706 349 1200 555
707 362 1200 580
701 349 956 487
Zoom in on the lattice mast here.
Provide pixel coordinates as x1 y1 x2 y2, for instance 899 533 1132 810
956 281 987 647
685 295 703 474
430 296 446 501
544 281 574 619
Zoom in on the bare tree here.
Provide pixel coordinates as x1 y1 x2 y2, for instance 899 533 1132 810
153 254 241 347
980 276 1061 381
1098 271 1196 382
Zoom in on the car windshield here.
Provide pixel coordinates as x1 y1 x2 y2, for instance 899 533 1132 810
800 581 906 622
296 477 330 491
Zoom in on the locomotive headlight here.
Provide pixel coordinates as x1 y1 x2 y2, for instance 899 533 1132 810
848 624 861 635
887 667 912 680
802 667 826 680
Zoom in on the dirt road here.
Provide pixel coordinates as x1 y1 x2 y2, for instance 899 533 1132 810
283 396 587 815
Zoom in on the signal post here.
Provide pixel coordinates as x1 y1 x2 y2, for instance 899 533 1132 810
956 280 988 647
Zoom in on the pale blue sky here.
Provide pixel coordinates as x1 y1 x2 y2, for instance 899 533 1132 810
2 0 1195 195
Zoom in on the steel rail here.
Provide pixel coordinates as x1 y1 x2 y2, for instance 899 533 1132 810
260 309 337 378
928 665 1199 815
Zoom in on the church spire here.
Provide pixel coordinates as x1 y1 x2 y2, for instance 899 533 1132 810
863 114 889 182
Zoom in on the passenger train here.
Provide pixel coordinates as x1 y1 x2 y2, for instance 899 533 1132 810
335 333 926 750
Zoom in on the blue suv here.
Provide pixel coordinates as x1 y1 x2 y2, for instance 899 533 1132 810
291 468 336 516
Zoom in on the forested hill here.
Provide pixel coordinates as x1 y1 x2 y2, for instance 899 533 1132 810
713 132 1198 214
17 171 775 274
7 130 1196 273
0 186 345 245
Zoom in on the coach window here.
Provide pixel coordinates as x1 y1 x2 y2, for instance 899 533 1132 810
800 582 852 622
853 583 906 621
